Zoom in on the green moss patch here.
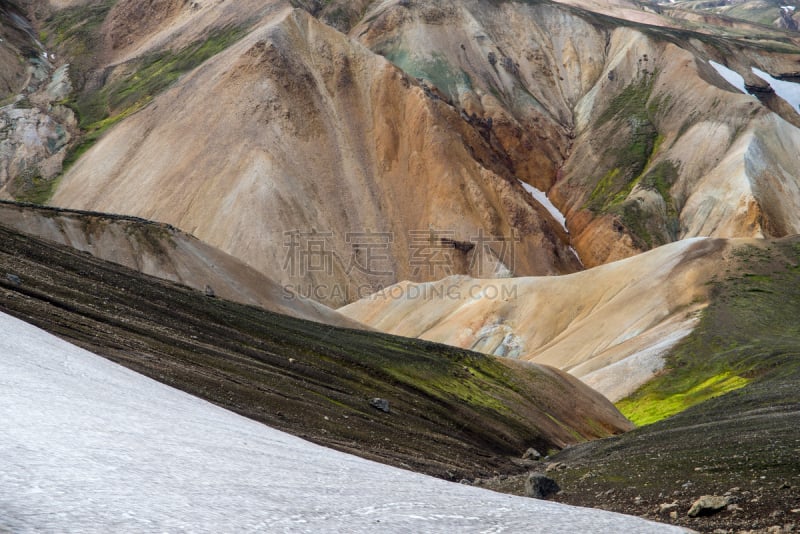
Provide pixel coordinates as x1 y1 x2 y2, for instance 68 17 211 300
60 27 244 172
617 371 749 426
616 239 800 426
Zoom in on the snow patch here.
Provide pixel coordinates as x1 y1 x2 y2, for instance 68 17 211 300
752 67 800 111
519 180 568 233
0 311 685 533
709 61 748 94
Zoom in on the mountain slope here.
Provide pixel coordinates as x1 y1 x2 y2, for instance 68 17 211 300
0 201 359 327
0 310 684 533
476 236 800 532
353 0 800 267
28 0 800 307
0 222 632 479
48 6 580 306
341 237 738 401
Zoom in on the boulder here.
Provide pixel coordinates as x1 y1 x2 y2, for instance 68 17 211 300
369 398 390 413
687 495 731 517
525 472 560 499
522 448 542 461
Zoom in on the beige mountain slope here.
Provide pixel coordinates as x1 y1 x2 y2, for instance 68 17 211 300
7 0 794 310
49 6 580 307
0 201 360 327
352 0 800 269
340 238 745 401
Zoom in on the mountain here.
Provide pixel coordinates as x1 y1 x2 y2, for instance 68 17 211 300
2 0 794 308
2 0 800 531
0 200 360 327
474 236 800 532
0 221 632 479
341 237 735 402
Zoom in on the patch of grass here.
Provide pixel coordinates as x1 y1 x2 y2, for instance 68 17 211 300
586 75 661 214
9 168 59 204
61 26 245 172
617 371 750 425
616 239 800 426
72 26 245 129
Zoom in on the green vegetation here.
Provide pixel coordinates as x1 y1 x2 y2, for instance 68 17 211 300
586 74 659 213
617 240 800 426
9 168 58 205
72 27 244 129
44 0 116 76
60 27 244 172
618 371 749 425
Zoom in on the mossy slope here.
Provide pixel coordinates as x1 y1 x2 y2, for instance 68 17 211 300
0 221 630 480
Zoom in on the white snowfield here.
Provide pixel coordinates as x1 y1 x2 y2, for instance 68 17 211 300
709 61 749 95
0 312 687 534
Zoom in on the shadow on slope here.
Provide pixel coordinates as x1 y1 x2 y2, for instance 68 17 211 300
0 222 631 480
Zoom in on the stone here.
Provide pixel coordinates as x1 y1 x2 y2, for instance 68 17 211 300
5 273 21 286
522 448 542 461
369 398 390 413
659 502 679 514
545 462 564 472
687 495 731 517
524 472 560 499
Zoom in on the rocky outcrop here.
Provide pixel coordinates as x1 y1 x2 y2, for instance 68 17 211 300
0 3 76 201
687 495 731 517
525 472 561 500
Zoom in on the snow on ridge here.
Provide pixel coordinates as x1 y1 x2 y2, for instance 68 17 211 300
519 180 568 233
0 311 686 533
752 67 800 111
709 61 748 94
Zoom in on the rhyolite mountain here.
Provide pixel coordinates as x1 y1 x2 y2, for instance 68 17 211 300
3 0 800 306
1 0 800 531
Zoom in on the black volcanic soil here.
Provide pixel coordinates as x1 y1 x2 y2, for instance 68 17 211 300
479 238 800 533
0 222 629 481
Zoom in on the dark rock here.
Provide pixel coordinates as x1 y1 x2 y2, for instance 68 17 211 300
524 472 560 499
487 52 497 66
522 447 542 461
369 398 390 413
688 495 731 517
6 273 21 286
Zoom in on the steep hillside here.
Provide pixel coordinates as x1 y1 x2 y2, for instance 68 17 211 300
475 237 800 533
341 238 738 401
353 0 800 268
10 0 791 308
0 201 358 326
0 222 632 480
0 0 75 202
663 0 800 32
49 6 580 306
0 0 35 100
